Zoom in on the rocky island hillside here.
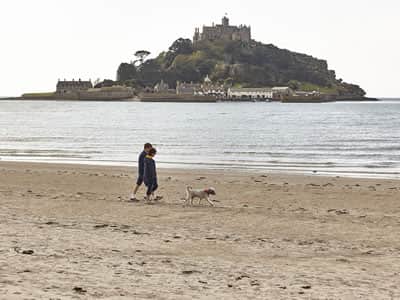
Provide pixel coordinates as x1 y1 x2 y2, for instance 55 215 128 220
116 37 366 97
5 17 368 101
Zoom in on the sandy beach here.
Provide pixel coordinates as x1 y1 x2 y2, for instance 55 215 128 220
0 161 399 299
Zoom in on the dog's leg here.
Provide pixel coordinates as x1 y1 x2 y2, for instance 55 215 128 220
206 196 214 206
184 190 189 206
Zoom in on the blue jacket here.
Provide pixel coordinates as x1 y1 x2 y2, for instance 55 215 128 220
143 156 157 185
138 151 146 176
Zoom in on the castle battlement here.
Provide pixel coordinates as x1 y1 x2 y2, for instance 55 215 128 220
193 16 251 44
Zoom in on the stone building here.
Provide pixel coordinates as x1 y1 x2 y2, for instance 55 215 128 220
272 87 293 99
193 16 251 44
56 79 93 94
176 81 201 95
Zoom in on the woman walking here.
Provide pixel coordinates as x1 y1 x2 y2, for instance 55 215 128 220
143 147 162 202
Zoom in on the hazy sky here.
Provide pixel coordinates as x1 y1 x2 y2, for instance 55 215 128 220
1 0 399 97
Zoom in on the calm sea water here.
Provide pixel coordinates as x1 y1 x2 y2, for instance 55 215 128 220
1 100 399 179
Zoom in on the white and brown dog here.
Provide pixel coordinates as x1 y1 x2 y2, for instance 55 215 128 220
184 186 216 206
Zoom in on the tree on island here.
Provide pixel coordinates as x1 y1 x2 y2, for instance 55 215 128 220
163 38 194 69
117 63 137 82
94 79 116 88
134 50 151 67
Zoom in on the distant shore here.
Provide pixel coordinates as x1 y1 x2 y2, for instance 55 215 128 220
0 95 380 103
0 96 139 102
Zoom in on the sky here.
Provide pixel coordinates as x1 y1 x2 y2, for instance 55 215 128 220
0 0 399 97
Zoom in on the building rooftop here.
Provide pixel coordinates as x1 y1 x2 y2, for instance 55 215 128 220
229 87 272 92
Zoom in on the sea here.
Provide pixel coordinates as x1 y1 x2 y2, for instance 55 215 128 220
0 100 399 179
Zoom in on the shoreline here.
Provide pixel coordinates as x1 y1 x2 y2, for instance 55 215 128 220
1 96 381 102
1 161 399 298
0 159 399 180
2 160 400 189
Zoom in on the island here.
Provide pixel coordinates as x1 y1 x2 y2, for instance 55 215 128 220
2 16 377 103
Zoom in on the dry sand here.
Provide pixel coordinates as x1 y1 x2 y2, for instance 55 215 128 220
0 161 399 299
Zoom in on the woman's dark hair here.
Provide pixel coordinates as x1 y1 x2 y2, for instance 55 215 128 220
144 143 152 149
148 147 157 156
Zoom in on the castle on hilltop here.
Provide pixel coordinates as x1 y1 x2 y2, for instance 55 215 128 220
193 16 251 44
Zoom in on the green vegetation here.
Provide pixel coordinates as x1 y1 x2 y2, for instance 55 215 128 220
288 81 338 94
116 38 365 96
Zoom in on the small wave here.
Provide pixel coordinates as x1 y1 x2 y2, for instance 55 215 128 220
0 149 100 155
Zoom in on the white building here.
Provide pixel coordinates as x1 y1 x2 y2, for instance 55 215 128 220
228 87 273 100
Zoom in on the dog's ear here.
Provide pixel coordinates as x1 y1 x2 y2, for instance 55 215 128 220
208 188 216 195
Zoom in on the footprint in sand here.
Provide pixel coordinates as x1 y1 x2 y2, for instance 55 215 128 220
182 270 201 275
198 280 208 284
44 221 59 225
307 183 320 187
336 258 350 263
327 209 349 215
235 274 250 281
73 287 87 294
250 280 260 286
94 224 109 229
14 248 34 255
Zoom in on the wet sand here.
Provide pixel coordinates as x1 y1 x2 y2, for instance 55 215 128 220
0 161 399 299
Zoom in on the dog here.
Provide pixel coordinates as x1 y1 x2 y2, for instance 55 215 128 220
184 186 216 206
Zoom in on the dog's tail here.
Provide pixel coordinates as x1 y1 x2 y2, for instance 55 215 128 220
184 186 192 203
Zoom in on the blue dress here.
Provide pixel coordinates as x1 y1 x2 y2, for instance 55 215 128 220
143 155 158 195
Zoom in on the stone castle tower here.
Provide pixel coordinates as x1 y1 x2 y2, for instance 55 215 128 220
193 16 251 44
